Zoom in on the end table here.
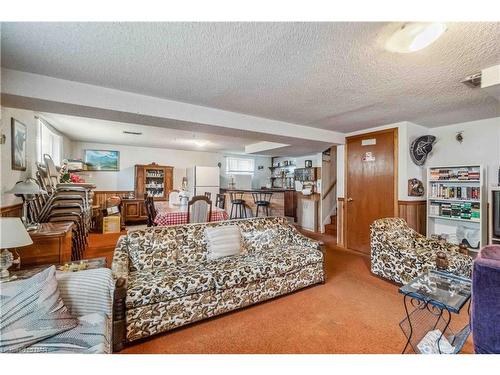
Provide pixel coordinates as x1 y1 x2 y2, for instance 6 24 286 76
399 269 472 354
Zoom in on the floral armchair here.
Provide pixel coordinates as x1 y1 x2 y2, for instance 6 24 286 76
370 218 472 284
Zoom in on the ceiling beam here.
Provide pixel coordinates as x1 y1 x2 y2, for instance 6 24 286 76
1 69 345 150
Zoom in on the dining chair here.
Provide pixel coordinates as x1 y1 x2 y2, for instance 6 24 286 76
187 196 212 224
144 193 157 227
204 192 212 200
169 189 180 205
215 193 225 209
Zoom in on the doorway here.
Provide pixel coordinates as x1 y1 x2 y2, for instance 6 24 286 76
345 128 398 254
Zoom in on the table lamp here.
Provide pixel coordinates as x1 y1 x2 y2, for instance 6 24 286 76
5 178 47 231
0 217 33 279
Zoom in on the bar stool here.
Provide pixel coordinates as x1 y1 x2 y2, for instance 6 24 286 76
229 191 247 219
252 192 273 217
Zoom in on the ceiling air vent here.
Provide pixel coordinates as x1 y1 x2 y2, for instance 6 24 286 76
461 72 482 88
123 130 142 135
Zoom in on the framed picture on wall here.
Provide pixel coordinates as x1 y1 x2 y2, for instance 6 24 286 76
11 118 27 171
84 149 120 171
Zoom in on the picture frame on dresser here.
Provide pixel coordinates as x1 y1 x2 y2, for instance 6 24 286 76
11 118 27 171
426 164 487 254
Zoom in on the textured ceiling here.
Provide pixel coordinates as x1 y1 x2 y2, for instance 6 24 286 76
40 113 260 153
1 22 499 133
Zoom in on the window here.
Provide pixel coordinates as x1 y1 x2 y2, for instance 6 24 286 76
226 157 255 175
37 119 62 165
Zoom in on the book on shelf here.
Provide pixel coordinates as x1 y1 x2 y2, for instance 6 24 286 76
430 184 480 200
429 167 480 181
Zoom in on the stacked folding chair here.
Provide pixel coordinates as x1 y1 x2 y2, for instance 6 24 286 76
30 155 95 261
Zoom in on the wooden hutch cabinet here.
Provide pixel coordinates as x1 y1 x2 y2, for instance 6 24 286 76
122 163 174 224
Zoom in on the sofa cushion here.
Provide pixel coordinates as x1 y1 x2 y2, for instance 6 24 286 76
127 228 180 272
206 245 324 290
20 312 111 354
126 263 215 308
205 225 242 260
255 245 324 275
174 217 291 264
205 254 271 289
0 266 78 353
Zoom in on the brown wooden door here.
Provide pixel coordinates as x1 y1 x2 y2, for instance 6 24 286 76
345 128 397 254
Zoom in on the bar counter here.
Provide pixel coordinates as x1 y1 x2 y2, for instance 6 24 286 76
220 188 296 218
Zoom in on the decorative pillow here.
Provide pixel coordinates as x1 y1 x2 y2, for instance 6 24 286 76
56 268 114 318
205 225 242 260
0 266 78 353
127 230 178 271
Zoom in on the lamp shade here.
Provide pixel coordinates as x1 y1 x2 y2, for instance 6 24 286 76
5 178 47 195
0 218 33 248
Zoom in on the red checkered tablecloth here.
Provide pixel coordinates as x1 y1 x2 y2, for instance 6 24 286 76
153 207 229 226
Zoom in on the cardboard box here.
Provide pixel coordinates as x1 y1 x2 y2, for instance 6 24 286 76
103 216 121 234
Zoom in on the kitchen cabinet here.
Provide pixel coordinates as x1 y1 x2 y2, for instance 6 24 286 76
296 193 320 232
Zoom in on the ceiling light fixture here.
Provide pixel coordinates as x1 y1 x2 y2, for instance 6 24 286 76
385 22 447 53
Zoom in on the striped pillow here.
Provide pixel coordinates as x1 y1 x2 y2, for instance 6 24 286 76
56 268 114 318
0 266 77 353
205 225 242 260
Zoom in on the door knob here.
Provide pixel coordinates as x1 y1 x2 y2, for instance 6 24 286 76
347 197 353 202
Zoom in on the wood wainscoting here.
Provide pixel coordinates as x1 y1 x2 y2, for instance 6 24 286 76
0 203 23 217
398 200 426 235
336 198 426 250
94 191 134 208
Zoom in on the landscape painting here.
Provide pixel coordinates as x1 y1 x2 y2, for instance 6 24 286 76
84 149 120 171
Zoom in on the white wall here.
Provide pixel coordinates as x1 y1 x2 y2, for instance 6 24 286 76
70 142 271 191
0 107 73 207
426 117 500 191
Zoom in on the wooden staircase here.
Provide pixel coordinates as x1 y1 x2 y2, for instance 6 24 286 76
324 214 337 236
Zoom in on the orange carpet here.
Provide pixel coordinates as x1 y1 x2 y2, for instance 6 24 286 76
86 232 473 354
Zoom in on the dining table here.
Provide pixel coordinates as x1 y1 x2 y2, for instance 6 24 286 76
153 201 229 226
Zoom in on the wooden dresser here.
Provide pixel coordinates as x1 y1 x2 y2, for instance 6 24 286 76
19 222 74 269
122 198 149 224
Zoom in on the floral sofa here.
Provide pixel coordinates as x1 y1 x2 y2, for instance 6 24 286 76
111 216 325 349
370 218 472 284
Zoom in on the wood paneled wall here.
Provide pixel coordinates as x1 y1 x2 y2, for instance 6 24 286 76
398 200 427 235
0 203 23 218
93 191 134 208
336 198 426 249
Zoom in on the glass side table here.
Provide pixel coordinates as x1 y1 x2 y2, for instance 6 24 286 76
399 269 472 354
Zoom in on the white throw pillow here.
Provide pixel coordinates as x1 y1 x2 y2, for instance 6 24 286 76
205 225 242 260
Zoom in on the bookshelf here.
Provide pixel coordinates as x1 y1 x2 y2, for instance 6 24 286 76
427 165 486 253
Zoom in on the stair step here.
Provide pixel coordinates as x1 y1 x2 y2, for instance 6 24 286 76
324 223 337 235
